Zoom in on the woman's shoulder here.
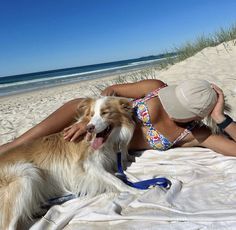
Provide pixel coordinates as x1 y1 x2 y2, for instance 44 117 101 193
136 79 166 95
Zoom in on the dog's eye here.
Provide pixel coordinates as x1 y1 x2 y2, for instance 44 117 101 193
101 111 109 115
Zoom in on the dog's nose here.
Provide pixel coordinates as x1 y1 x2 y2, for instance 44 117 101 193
86 124 95 133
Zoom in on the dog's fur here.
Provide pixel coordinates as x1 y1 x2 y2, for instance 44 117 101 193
0 96 136 230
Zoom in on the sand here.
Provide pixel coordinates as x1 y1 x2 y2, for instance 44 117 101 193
0 40 236 145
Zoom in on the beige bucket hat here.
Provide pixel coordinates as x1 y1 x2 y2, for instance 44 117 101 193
158 79 217 119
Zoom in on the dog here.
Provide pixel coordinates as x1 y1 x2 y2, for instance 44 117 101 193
0 96 137 230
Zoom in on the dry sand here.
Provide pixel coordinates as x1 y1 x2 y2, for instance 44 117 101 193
0 40 236 145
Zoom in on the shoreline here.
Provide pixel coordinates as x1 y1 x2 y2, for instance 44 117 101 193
0 63 159 102
0 72 118 100
0 60 162 98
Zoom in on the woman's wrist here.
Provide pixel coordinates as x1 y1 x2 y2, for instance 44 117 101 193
213 114 227 124
216 114 233 130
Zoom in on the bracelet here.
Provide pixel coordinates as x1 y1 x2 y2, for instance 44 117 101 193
217 114 233 130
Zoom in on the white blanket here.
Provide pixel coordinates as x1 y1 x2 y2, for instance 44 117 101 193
30 147 236 230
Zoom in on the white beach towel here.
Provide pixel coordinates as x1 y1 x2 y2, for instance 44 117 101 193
29 147 236 229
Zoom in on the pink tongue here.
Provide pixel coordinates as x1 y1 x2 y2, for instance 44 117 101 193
91 137 104 150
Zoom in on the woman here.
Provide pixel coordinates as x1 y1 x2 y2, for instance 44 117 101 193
1 79 236 156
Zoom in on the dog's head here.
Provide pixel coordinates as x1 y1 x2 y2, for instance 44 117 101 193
77 97 135 150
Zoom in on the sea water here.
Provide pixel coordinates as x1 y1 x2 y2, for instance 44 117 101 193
0 54 173 97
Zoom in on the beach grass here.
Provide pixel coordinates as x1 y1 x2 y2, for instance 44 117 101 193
93 68 157 95
162 23 236 67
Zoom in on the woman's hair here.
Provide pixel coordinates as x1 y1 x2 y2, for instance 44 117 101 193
202 101 231 134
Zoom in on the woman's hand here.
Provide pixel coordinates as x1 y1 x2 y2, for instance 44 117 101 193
101 86 117 96
210 84 226 123
63 121 88 142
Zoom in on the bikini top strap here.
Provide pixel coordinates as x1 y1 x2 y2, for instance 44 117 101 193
172 129 191 145
142 83 168 102
172 122 197 145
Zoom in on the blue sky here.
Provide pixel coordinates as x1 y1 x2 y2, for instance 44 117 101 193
0 0 235 76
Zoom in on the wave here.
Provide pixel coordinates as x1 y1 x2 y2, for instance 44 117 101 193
129 58 166 66
0 61 147 89
0 55 171 96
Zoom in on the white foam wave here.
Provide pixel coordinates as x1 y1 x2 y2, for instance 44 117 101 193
0 63 139 89
129 58 166 66
0 57 168 94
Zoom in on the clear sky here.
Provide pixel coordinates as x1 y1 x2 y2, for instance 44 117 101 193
0 0 235 76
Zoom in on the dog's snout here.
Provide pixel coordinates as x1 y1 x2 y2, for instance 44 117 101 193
87 124 95 133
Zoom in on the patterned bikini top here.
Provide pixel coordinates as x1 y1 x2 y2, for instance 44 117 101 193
132 84 196 151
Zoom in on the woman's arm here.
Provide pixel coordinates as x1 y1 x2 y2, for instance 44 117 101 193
101 79 166 98
198 131 236 156
210 84 236 141
194 84 236 156
223 121 236 141
182 125 236 156
199 113 236 156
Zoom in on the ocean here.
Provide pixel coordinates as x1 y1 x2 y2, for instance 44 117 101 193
0 54 174 97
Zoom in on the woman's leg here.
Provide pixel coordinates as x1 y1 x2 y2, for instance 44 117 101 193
0 98 82 153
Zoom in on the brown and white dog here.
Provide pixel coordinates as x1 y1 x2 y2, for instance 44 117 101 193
0 96 136 230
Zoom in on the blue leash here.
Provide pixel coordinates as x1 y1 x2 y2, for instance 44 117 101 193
41 194 77 209
116 152 171 190
43 152 171 208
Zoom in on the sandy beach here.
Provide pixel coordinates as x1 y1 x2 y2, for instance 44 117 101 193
1 40 236 145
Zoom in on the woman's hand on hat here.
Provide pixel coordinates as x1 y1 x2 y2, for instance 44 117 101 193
210 84 226 123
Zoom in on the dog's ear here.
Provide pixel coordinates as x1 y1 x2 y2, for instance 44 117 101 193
76 98 94 119
119 98 136 124
119 98 133 112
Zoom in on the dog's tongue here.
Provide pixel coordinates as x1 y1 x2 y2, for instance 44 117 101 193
91 137 104 150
